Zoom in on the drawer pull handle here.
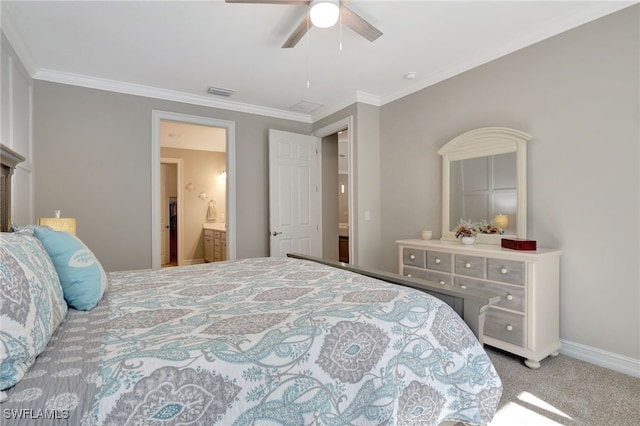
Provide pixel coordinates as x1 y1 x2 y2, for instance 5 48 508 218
506 294 514 301
407 274 412 278
501 267 508 274
460 285 467 289
435 258 441 264
465 262 471 269
439 280 445 285
410 254 416 260
506 324 513 332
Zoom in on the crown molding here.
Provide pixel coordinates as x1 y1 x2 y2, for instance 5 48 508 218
33 69 314 123
311 90 381 122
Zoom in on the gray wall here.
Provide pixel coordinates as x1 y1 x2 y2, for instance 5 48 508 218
379 7 639 360
33 82 310 271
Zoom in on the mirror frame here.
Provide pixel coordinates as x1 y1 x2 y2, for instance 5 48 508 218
438 127 531 244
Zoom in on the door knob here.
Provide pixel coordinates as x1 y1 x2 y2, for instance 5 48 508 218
271 231 283 236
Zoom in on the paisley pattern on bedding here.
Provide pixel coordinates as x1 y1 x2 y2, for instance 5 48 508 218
1 300 109 425
88 257 501 425
0 232 67 392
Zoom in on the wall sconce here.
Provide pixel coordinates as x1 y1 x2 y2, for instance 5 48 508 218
340 183 345 194
494 213 509 230
38 211 77 235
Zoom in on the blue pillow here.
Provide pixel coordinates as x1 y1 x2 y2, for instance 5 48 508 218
31 226 107 310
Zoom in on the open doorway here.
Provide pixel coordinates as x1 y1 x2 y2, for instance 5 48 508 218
337 130 349 263
160 121 226 267
320 130 350 263
160 160 181 267
152 111 236 269
315 117 354 264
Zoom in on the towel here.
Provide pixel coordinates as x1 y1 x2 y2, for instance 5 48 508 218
207 200 217 221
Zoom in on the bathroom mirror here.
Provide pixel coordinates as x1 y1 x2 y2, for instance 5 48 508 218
438 127 531 244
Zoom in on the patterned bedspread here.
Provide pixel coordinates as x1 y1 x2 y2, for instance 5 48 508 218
2 257 502 425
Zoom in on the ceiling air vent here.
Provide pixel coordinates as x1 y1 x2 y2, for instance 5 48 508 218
289 100 324 114
207 86 235 97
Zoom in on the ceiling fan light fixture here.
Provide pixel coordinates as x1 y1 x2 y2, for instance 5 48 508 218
310 0 340 29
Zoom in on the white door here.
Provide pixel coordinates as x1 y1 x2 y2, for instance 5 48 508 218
160 163 170 265
269 129 321 257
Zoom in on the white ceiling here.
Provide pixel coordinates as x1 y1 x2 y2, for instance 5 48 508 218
2 0 635 122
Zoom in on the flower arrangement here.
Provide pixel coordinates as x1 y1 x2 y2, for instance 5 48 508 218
454 219 505 239
454 219 477 239
477 221 503 235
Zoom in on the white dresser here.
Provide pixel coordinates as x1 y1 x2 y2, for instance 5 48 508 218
396 239 562 369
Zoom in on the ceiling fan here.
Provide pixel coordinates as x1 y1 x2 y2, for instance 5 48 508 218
225 0 383 48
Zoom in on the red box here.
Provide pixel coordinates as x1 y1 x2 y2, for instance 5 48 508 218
501 238 537 251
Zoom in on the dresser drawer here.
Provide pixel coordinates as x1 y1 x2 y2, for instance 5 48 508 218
403 266 451 286
455 254 486 278
488 259 525 285
485 309 525 347
426 251 452 273
403 248 426 268
455 276 525 312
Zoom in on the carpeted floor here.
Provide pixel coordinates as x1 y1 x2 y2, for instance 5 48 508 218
485 347 640 425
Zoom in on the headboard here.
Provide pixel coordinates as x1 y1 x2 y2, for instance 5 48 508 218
1 144 26 231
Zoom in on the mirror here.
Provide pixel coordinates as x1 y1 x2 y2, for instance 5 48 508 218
438 127 531 244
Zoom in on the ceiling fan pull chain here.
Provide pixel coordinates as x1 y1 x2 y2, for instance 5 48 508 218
306 8 311 88
339 7 343 51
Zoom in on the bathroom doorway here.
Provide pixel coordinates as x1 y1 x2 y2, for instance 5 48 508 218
150 110 236 269
160 121 227 266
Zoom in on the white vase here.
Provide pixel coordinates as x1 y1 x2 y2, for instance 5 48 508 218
460 236 476 245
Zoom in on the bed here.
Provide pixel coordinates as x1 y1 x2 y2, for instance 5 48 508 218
1 152 502 425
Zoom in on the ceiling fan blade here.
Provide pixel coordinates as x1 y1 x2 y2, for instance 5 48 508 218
225 1 309 4
340 4 383 42
282 15 309 48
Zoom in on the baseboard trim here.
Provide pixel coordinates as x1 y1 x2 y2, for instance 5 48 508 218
560 339 640 378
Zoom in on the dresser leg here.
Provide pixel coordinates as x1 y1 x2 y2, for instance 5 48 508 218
550 351 560 357
524 359 541 369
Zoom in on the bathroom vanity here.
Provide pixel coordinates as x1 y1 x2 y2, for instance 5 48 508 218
203 224 226 262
